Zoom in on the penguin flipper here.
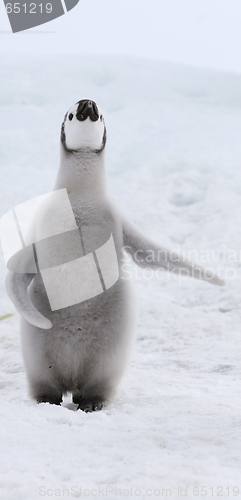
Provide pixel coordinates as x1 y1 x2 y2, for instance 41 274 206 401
5 272 53 329
122 218 225 287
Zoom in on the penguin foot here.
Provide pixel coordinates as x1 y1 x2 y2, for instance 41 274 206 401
37 395 63 405
77 399 103 413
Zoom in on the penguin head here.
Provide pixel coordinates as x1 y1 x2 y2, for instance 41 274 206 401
61 100 106 153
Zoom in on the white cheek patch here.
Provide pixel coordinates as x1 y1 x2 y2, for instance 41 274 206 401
64 105 104 151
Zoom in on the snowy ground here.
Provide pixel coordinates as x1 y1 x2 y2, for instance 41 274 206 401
0 54 240 499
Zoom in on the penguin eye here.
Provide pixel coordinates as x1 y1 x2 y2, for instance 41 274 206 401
69 113 74 121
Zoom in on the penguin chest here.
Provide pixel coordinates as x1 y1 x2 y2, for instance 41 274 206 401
35 208 123 312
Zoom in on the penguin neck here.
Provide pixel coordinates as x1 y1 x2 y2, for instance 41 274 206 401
55 148 108 203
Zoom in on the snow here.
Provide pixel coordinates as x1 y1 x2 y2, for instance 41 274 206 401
0 54 240 499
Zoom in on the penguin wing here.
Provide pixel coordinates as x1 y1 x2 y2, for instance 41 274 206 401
5 272 53 329
122 217 225 287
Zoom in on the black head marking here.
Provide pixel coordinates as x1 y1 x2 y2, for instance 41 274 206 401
60 105 107 155
60 112 68 150
76 99 99 122
94 125 107 154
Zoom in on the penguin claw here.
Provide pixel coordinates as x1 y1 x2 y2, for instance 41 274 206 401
93 401 103 412
77 400 103 413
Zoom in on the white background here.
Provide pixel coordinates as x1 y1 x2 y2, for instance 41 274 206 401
0 1 240 497
0 54 240 497
0 0 240 73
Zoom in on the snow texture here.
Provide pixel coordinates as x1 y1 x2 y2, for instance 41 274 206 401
0 54 240 499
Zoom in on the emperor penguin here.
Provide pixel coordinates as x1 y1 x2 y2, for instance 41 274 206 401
5 99 225 412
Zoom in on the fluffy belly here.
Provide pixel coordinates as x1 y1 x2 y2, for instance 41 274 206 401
24 274 136 391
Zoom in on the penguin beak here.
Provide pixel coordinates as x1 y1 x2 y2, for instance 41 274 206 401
76 100 99 122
